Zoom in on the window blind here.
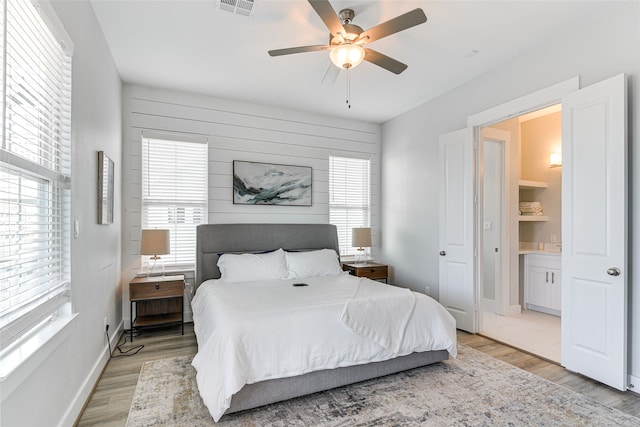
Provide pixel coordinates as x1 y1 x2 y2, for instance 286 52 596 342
142 138 208 267
329 156 370 257
0 0 72 349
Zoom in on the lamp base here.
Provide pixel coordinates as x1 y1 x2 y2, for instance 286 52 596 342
147 256 165 277
355 248 367 264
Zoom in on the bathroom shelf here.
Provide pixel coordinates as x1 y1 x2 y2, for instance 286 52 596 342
519 180 548 190
519 215 549 222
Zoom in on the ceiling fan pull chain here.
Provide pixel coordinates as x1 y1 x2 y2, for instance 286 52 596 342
346 67 351 109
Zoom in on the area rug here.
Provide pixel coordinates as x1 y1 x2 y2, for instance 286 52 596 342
126 345 639 426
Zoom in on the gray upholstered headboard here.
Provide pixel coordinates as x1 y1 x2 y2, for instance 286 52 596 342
195 223 340 288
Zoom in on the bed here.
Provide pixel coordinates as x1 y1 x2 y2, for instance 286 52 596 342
192 223 456 422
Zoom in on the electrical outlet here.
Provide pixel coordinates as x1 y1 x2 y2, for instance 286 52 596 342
103 317 108 332
425 286 431 296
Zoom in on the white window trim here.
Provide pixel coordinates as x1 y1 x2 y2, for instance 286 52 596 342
0 305 76 401
30 0 74 55
141 135 209 270
329 155 371 259
0 0 74 389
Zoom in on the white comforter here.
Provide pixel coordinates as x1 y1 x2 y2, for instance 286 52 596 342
191 273 457 421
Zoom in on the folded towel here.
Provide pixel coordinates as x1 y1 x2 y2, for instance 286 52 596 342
520 211 544 216
519 201 543 213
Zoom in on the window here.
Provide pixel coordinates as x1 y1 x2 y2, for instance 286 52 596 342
142 137 208 267
0 0 73 349
329 156 370 257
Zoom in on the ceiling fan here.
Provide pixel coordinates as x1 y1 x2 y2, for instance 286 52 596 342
268 0 427 79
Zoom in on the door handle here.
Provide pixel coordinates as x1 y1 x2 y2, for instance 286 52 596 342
439 251 446 256
551 272 555 284
546 272 549 283
607 267 621 276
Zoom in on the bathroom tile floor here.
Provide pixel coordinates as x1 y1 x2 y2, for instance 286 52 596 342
481 309 561 363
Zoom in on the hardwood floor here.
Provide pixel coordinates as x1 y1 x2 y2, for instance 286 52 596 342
76 324 198 427
76 325 640 426
458 332 640 417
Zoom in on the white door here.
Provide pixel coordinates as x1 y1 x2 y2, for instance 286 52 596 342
439 128 476 332
480 128 511 317
561 74 627 390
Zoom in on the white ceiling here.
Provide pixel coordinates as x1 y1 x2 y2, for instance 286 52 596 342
88 0 618 123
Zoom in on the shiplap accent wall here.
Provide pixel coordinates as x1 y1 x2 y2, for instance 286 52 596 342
121 84 381 323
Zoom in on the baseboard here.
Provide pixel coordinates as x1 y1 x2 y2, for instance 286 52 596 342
628 374 640 394
59 319 124 427
482 298 496 312
524 303 560 317
506 304 521 316
483 300 521 317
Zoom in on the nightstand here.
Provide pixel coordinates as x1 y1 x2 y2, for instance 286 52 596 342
342 262 388 283
129 274 184 341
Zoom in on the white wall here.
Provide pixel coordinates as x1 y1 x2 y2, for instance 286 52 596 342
519 112 562 244
380 4 640 375
121 85 381 325
0 1 123 426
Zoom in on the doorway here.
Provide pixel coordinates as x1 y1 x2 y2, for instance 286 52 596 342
439 74 628 390
478 105 563 363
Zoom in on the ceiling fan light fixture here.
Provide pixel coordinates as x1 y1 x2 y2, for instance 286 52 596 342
330 43 365 69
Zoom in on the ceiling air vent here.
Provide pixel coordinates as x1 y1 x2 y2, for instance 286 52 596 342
217 0 255 17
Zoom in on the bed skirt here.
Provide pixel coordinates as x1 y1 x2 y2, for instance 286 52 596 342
225 349 449 415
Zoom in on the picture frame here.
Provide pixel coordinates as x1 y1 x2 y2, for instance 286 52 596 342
233 160 312 206
98 150 114 224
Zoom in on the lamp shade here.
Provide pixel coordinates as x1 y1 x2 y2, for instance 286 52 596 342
352 227 372 248
549 152 562 168
330 44 365 70
140 229 170 256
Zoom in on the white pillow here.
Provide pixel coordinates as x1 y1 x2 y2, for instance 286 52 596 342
217 248 287 283
285 249 343 278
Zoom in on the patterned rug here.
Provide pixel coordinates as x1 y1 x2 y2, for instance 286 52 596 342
126 345 639 426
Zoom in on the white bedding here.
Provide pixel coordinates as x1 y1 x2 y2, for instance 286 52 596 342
340 279 417 353
191 273 457 421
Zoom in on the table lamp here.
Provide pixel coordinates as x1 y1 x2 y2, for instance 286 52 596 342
140 229 170 276
352 227 371 264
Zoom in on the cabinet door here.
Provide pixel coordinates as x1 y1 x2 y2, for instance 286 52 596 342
549 269 562 312
527 266 550 308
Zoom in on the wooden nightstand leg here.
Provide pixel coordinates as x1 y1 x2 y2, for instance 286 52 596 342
130 300 134 343
181 296 184 335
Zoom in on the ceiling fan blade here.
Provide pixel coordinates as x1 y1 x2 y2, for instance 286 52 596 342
321 62 340 85
307 0 345 37
364 48 408 74
359 9 427 44
268 45 331 57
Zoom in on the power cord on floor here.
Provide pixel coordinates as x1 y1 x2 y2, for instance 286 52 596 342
105 325 144 358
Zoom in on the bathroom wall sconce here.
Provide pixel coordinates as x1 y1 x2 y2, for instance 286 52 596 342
549 152 562 168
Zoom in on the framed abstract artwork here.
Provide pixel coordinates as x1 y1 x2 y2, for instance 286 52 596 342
233 160 312 206
98 150 115 224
